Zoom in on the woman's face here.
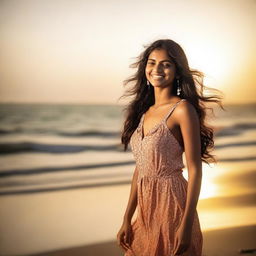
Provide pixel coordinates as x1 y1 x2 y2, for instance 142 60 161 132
145 48 177 88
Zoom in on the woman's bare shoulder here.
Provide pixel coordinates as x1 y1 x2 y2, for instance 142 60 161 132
175 99 199 124
178 99 196 112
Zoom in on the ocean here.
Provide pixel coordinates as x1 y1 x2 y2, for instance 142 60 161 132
0 102 255 196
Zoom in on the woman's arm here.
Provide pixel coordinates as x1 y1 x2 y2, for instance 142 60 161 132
123 166 139 223
178 100 203 228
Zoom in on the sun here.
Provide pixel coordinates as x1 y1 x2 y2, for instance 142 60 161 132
185 40 230 91
182 163 218 200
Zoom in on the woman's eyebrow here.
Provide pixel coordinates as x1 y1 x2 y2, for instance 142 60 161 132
148 59 172 63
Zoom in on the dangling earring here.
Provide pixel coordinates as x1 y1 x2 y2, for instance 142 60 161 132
177 78 181 95
147 80 150 87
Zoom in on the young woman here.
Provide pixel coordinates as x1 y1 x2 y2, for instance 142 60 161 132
117 39 224 256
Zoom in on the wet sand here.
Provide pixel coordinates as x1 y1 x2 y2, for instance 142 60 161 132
33 225 256 256
1 164 256 256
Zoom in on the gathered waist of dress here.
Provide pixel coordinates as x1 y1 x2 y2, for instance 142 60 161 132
137 168 184 182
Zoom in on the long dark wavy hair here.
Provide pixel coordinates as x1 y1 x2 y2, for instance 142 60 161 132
119 39 225 165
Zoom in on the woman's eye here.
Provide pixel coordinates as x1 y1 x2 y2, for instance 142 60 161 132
147 62 171 68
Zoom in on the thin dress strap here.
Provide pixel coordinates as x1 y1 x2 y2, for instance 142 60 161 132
163 99 186 122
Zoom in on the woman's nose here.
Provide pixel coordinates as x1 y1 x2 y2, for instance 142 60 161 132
153 64 162 72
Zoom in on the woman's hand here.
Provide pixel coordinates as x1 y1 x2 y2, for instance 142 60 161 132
116 220 133 252
173 222 192 255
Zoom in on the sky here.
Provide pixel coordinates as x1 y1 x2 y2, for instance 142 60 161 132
0 0 255 105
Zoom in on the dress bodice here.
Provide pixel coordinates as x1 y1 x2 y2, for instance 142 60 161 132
130 99 186 179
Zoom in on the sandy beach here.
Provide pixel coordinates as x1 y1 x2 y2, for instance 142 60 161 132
33 225 256 256
0 168 255 256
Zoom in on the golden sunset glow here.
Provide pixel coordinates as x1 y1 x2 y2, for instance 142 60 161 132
183 163 219 200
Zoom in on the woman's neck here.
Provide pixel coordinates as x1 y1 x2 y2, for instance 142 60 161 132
153 87 177 107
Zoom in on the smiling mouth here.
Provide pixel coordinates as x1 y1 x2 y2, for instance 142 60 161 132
152 75 165 79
